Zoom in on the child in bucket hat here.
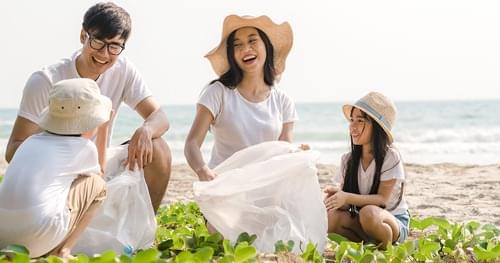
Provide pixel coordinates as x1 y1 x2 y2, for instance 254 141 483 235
0 78 111 258
323 92 410 247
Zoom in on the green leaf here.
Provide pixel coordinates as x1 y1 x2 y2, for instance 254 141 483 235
194 247 213 262
234 244 256 263
132 248 160 263
174 251 195 263
223 240 234 255
327 233 349 244
45 255 64 263
0 244 30 255
235 233 257 246
12 253 29 263
157 239 174 251
473 244 500 261
360 253 375 263
218 255 235 263
336 241 350 263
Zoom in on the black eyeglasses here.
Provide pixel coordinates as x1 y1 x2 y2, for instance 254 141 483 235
85 32 125 55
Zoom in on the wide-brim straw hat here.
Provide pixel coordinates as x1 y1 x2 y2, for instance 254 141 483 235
205 14 293 77
39 78 112 135
342 92 397 144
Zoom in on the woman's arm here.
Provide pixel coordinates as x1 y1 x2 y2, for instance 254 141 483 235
325 179 397 210
184 105 216 181
278 122 294 142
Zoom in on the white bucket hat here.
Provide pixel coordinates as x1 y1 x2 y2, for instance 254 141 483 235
39 78 112 135
342 92 397 144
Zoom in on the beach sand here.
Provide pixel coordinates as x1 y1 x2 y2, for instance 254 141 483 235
1 159 499 226
161 162 500 226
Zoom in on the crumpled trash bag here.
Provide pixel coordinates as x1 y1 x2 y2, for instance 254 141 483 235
193 141 327 253
73 146 156 255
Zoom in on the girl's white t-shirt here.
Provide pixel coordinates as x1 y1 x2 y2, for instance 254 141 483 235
198 81 298 168
0 133 101 257
333 147 408 215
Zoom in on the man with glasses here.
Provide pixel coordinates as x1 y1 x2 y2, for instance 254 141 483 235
5 2 171 213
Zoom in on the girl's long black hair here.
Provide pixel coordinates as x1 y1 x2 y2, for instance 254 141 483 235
210 27 275 88
343 108 389 196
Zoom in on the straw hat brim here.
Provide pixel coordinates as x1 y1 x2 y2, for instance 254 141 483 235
205 15 293 77
342 104 394 144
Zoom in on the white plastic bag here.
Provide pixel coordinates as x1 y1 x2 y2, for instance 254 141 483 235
193 141 327 253
73 146 156 255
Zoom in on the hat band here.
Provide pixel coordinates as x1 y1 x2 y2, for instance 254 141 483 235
354 100 392 130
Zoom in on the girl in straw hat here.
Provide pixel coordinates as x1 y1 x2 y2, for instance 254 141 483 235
0 78 112 259
324 92 409 247
185 15 298 180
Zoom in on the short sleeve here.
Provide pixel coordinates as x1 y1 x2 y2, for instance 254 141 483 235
122 59 153 109
380 148 405 181
279 90 299 123
198 82 224 120
18 72 51 124
333 153 350 185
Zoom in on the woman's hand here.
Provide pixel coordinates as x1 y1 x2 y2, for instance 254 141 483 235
299 144 310 151
196 165 217 181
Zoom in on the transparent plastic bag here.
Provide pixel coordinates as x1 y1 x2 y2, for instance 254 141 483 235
193 141 327 253
73 146 156 255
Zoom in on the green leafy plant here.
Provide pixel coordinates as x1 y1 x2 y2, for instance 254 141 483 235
274 240 295 253
2 202 499 263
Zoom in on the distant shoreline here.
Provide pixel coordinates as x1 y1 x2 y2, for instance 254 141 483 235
1 98 500 110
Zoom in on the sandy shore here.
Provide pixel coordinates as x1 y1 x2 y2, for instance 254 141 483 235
1 159 499 226
161 162 500 226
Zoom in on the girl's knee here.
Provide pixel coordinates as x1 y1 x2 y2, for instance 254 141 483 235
358 205 382 228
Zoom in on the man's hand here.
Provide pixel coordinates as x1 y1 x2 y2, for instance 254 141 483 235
125 125 154 170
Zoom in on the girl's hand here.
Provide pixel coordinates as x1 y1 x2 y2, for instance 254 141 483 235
323 185 340 198
196 165 217 181
324 190 348 211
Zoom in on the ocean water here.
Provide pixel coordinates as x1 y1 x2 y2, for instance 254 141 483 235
1 100 499 165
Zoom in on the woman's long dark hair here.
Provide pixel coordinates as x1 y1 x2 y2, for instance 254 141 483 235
210 27 275 88
343 108 389 197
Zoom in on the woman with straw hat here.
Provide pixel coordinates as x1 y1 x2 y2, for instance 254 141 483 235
185 15 298 180
323 92 410 247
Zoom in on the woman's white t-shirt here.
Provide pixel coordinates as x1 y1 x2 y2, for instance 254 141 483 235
333 147 408 215
0 133 101 257
198 81 298 168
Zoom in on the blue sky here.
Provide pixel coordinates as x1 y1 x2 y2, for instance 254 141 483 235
1 0 500 108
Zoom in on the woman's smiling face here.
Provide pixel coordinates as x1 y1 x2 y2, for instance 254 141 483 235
232 27 267 74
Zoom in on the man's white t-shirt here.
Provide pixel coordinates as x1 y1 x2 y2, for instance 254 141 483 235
333 147 408 215
18 51 152 142
198 81 299 168
0 133 101 257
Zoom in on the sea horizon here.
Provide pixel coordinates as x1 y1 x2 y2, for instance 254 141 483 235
1 100 500 165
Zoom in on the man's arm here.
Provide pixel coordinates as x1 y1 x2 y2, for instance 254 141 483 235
125 96 169 170
135 96 169 138
5 116 41 162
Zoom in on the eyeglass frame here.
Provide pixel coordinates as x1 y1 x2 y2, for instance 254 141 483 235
85 31 126 55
